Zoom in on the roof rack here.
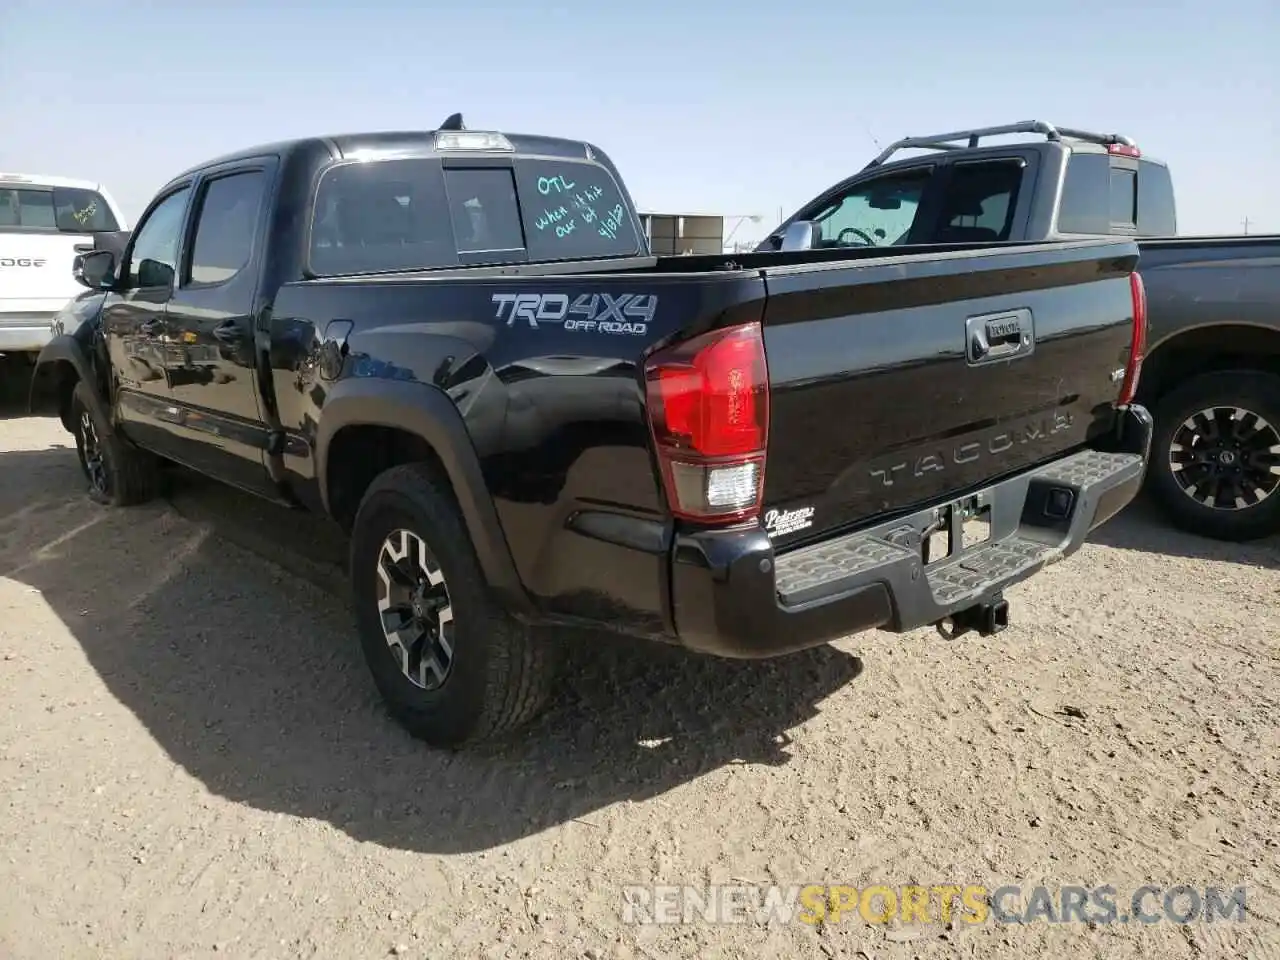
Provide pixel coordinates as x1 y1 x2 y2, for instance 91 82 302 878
862 120 1137 170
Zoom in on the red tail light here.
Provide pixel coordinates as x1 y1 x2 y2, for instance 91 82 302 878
1107 143 1142 158
1118 271 1147 406
644 321 769 522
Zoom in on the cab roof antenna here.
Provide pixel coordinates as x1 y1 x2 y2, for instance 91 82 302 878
438 112 465 131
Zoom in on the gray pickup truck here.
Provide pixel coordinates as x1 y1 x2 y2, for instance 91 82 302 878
760 120 1280 542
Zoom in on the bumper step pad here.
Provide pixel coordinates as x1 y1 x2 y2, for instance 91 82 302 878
773 449 1144 621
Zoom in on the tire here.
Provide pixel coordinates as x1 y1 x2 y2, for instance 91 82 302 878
349 462 558 747
69 380 163 507
1147 370 1280 542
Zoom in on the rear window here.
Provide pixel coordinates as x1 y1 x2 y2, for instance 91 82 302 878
446 168 525 254
308 157 640 277
1057 152 1110 234
0 186 120 233
1136 160 1176 236
310 160 455 276
513 158 640 261
1109 168 1137 226
1058 151 1168 235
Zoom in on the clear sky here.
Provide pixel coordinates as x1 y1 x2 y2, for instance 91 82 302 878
2 0 1276 242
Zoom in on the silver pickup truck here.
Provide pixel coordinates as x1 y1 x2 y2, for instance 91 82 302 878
761 120 1280 542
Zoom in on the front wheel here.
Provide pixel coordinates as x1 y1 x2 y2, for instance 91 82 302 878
69 380 163 507
349 463 558 747
1147 370 1280 542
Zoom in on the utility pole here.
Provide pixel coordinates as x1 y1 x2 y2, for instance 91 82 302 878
1242 217 1252 235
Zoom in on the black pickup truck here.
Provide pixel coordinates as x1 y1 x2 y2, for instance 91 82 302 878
759 120 1280 542
35 118 1151 747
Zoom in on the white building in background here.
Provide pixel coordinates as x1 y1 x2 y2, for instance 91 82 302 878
639 212 768 255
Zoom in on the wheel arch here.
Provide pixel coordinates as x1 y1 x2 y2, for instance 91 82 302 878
33 334 111 434
315 378 532 615
1137 322 1280 408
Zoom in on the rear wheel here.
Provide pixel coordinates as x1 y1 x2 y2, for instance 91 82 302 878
349 462 558 747
1147 370 1280 542
69 380 163 506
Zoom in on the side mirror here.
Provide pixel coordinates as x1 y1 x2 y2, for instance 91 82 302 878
779 220 820 252
74 249 117 290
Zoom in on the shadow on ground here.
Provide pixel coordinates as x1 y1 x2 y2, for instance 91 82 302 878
0 355 62 423
3 397 1275 855
1 358 36 418
0 443 864 855
1088 494 1280 571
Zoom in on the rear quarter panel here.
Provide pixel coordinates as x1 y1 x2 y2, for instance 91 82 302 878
1136 238 1280 350
270 269 765 634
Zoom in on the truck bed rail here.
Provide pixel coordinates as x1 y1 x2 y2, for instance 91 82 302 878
863 120 1137 170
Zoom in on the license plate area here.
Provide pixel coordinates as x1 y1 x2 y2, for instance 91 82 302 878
923 496 992 566
963 504 992 547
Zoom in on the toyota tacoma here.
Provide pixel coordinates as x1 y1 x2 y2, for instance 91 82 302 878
36 117 1152 747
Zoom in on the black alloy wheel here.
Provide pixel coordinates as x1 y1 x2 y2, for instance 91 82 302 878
1149 370 1280 542
349 462 559 747
67 380 162 507
77 406 110 499
1168 405 1280 512
375 527 456 692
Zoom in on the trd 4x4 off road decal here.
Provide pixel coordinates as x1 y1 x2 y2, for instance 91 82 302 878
491 292 657 335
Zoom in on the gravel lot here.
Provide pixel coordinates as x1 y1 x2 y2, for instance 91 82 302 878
2 370 1278 959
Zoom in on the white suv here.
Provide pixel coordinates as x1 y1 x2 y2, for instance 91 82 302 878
1 172 128 359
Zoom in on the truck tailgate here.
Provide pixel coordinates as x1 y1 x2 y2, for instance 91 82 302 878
758 239 1141 545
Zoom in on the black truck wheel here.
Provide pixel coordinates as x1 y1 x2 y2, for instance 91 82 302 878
1148 370 1280 542
349 462 558 747
69 380 163 507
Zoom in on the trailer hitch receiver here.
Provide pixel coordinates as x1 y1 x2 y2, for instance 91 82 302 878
936 593 1010 640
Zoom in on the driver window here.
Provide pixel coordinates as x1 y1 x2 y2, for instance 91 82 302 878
812 168 931 247
125 186 191 289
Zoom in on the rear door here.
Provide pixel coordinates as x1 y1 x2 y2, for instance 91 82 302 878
0 182 122 344
163 161 278 496
917 155 1039 243
761 148 1042 252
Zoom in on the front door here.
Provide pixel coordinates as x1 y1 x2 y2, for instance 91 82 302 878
162 164 278 497
100 183 192 456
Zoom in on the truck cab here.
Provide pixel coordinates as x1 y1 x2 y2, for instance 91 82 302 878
758 121 1177 253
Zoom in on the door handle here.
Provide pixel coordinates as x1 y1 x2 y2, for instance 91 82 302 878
140 319 164 336
211 320 242 343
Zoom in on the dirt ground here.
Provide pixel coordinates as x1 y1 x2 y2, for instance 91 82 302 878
2 369 1279 959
